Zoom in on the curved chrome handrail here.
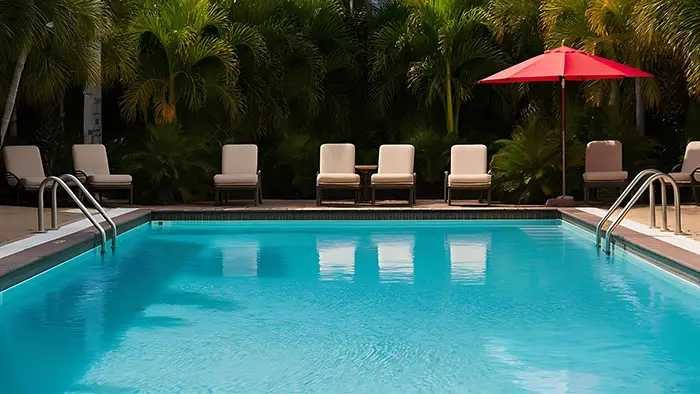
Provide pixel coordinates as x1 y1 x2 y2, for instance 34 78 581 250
595 169 662 247
38 176 107 254
53 174 117 250
603 173 682 254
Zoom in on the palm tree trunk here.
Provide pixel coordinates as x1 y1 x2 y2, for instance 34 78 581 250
609 79 620 113
445 59 455 134
0 50 28 147
635 77 645 136
9 105 17 137
83 40 102 143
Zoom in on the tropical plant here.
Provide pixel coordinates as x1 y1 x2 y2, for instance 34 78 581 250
0 0 105 147
540 0 662 135
491 113 585 203
122 123 215 204
118 0 263 127
369 0 508 134
271 131 322 197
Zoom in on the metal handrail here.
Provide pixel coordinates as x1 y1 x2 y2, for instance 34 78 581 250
595 169 662 247
53 174 116 250
603 173 682 254
38 176 107 254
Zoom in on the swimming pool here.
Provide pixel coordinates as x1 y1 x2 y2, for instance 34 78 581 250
1 220 699 393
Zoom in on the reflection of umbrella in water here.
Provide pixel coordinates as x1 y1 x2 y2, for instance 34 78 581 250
479 46 653 205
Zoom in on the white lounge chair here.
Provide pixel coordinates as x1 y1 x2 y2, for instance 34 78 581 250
371 144 416 205
583 140 628 201
213 144 262 206
669 141 700 205
3 145 50 203
316 143 361 205
72 144 133 205
444 144 491 205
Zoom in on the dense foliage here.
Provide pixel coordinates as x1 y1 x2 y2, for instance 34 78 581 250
1 0 700 203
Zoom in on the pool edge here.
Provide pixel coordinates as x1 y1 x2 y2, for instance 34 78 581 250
0 210 151 291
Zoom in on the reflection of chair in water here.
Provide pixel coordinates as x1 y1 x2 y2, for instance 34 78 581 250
446 235 490 284
372 235 415 283
217 240 260 277
316 239 357 280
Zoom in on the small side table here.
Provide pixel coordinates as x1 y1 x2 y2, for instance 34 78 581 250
355 165 378 202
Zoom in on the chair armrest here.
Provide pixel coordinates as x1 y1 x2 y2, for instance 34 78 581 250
671 163 683 172
691 167 700 185
5 172 20 187
74 170 89 184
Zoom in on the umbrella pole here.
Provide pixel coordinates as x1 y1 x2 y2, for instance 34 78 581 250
561 77 567 196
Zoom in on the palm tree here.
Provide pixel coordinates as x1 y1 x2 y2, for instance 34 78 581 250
369 0 507 134
0 0 104 147
540 0 662 135
118 0 259 126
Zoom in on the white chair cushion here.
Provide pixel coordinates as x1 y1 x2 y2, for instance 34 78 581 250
377 145 415 174
371 173 414 184
73 144 111 175
449 174 492 186
214 174 259 186
451 145 488 175
320 144 356 174
222 145 258 175
669 172 700 183
680 142 700 173
21 177 78 190
88 174 132 186
585 140 624 173
317 173 360 185
3 146 46 179
583 171 628 182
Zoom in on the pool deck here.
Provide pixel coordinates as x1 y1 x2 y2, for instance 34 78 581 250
1 201 699 290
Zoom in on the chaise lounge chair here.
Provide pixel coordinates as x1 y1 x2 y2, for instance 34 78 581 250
316 143 361 205
444 144 491 205
72 144 133 205
214 144 262 206
3 145 52 204
583 140 628 201
669 141 700 206
371 144 416 205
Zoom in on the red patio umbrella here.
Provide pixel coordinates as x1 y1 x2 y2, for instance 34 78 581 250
479 46 653 202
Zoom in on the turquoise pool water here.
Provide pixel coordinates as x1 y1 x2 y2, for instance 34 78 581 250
1 220 700 393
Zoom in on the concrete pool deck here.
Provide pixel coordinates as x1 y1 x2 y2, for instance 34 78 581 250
0 201 699 290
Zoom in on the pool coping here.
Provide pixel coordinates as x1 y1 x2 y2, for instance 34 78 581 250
0 207 698 291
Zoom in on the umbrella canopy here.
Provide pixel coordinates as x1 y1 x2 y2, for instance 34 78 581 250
478 46 653 201
479 46 653 84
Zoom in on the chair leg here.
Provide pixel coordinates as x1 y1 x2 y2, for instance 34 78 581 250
447 188 452 206
258 183 263 204
487 187 492 206
316 186 321 206
584 186 589 202
371 186 376 205
253 187 258 206
692 183 700 206
215 190 220 206
129 187 133 205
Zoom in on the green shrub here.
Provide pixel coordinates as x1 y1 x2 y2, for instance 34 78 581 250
123 124 215 204
491 114 584 203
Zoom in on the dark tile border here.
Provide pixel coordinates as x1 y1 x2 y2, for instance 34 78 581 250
0 210 150 291
151 208 559 221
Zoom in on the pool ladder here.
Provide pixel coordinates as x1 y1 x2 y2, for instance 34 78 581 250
37 174 116 254
596 169 682 254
